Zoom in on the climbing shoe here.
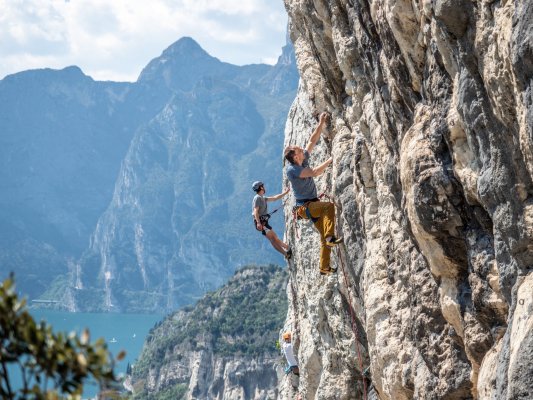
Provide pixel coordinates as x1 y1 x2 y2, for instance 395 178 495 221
285 247 293 260
325 236 343 247
320 266 337 276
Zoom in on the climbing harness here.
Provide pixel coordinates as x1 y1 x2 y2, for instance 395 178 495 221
290 192 332 238
293 199 319 222
255 204 285 231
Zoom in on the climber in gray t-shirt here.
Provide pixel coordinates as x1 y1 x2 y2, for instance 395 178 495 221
252 194 268 217
284 112 343 275
286 150 317 205
251 181 292 260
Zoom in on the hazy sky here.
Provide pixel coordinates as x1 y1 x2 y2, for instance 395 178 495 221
0 0 288 82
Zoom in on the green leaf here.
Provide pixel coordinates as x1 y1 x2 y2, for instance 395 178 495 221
0 275 119 397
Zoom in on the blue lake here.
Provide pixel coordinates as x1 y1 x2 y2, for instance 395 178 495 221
19 310 164 398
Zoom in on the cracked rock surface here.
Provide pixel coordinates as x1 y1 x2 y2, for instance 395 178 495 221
280 1 532 399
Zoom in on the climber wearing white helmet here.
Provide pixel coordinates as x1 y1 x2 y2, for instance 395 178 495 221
251 181 292 260
284 112 343 275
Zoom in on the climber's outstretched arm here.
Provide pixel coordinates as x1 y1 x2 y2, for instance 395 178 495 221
266 187 290 202
298 158 332 178
306 112 329 154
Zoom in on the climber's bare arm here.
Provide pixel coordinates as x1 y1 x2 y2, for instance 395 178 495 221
298 158 332 178
306 112 329 154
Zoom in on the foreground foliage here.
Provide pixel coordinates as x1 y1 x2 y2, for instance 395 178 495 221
0 275 124 399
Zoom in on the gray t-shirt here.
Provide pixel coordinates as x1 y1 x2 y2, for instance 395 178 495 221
252 194 268 216
286 150 317 205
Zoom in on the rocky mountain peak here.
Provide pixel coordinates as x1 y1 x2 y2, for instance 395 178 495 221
162 36 210 59
136 36 230 90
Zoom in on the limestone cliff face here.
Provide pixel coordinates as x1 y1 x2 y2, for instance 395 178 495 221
281 1 532 399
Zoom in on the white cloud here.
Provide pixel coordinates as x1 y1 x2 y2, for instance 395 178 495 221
0 0 288 82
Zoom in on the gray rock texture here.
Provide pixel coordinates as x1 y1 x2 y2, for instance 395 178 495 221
281 0 532 399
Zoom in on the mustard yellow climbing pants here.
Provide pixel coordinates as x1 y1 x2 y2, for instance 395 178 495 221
297 201 336 271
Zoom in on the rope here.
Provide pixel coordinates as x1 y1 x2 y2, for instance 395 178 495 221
288 280 298 335
290 191 368 399
309 190 368 396
266 204 284 218
286 110 368 397
292 210 301 240
318 192 331 202
327 188 367 398
335 246 368 400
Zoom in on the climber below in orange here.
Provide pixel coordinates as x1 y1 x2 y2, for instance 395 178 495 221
282 331 299 376
284 112 342 275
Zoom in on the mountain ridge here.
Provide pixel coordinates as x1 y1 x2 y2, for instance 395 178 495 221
0 36 298 310
130 264 288 400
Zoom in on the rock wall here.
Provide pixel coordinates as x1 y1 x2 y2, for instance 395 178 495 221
73 38 297 313
281 0 532 399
